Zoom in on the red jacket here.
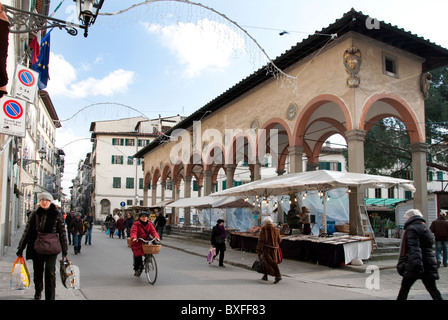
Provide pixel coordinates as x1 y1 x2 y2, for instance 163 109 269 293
130 220 159 257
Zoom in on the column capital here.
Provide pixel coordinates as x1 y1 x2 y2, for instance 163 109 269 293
288 145 305 154
410 142 429 153
345 129 366 142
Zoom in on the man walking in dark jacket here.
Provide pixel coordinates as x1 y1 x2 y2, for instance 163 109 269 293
430 211 448 267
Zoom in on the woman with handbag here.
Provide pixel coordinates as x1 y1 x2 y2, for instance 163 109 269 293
211 219 226 267
256 217 282 284
16 192 68 300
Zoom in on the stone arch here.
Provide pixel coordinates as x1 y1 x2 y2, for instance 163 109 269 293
225 130 257 165
293 94 352 147
360 92 424 143
261 117 292 171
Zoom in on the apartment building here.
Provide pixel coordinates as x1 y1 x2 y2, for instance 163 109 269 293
88 115 183 220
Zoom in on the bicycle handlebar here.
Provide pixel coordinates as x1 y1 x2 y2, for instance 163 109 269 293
137 237 160 245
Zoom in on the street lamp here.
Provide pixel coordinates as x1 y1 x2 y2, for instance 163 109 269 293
3 0 104 37
74 0 104 37
38 147 46 161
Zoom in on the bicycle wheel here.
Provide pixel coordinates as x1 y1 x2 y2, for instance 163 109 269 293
144 254 158 284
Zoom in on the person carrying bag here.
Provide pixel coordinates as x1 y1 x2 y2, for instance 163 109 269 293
17 192 68 300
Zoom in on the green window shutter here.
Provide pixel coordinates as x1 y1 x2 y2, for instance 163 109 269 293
222 180 226 190
193 180 198 191
139 178 143 189
126 178 134 189
113 177 121 188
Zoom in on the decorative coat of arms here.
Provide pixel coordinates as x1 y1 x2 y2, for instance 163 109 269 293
420 72 432 100
343 47 362 88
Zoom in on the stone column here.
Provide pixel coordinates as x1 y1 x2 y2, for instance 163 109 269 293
184 176 192 225
288 146 304 173
225 164 235 189
143 185 148 207
172 179 178 224
203 170 212 196
346 129 366 235
253 161 261 181
151 181 157 206
411 142 429 221
161 182 166 201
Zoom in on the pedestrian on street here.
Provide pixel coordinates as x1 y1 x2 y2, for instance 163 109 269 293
396 209 443 300
105 213 112 233
286 204 300 234
116 215 126 239
154 210 167 240
256 216 282 284
299 206 311 235
124 213 134 238
211 219 226 267
130 212 160 276
65 210 75 245
430 211 448 268
83 212 94 245
69 212 84 254
16 192 68 300
109 218 116 238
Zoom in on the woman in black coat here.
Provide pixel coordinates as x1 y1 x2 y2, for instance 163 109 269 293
397 209 443 300
17 192 68 300
211 219 226 267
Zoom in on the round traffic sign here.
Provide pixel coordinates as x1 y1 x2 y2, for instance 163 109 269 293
120 201 126 207
3 100 24 119
18 69 35 87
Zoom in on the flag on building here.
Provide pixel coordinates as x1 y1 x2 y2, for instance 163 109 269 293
30 31 41 65
32 30 51 89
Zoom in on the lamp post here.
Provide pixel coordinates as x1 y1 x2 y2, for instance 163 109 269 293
3 0 104 37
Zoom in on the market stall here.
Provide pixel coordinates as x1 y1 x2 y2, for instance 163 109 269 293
213 170 413 266
230 232 372 267
168 195 254 229
212 170 415 233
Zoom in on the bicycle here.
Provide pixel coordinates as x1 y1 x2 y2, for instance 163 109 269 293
137 237 161 284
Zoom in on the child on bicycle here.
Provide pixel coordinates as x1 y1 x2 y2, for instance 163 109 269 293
130 211 160 276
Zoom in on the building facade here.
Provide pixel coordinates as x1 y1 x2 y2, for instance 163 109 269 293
88 115 183 220
135 10 448 234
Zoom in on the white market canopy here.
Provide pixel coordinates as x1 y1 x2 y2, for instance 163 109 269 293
148 199 174 208
210 170 415 234
167 195 253 209
210 170 415 197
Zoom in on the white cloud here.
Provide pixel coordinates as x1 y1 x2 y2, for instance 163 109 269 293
145 18 246 78
47 53 135 98
69 69 135 97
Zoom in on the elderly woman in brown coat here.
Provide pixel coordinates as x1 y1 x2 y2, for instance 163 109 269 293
256 217 282 283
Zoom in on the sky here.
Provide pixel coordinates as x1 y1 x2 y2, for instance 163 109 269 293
43 0 448 195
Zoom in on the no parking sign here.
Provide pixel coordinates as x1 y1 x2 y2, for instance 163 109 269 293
0 96 27 137
13 64 39 103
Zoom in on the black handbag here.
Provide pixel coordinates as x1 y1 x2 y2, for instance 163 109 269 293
252 258 264 273
34 214 62 255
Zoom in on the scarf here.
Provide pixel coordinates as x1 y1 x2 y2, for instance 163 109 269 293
140 219 149 226
218 224 226 238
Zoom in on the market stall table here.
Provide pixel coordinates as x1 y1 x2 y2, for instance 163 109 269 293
230 232 373 267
